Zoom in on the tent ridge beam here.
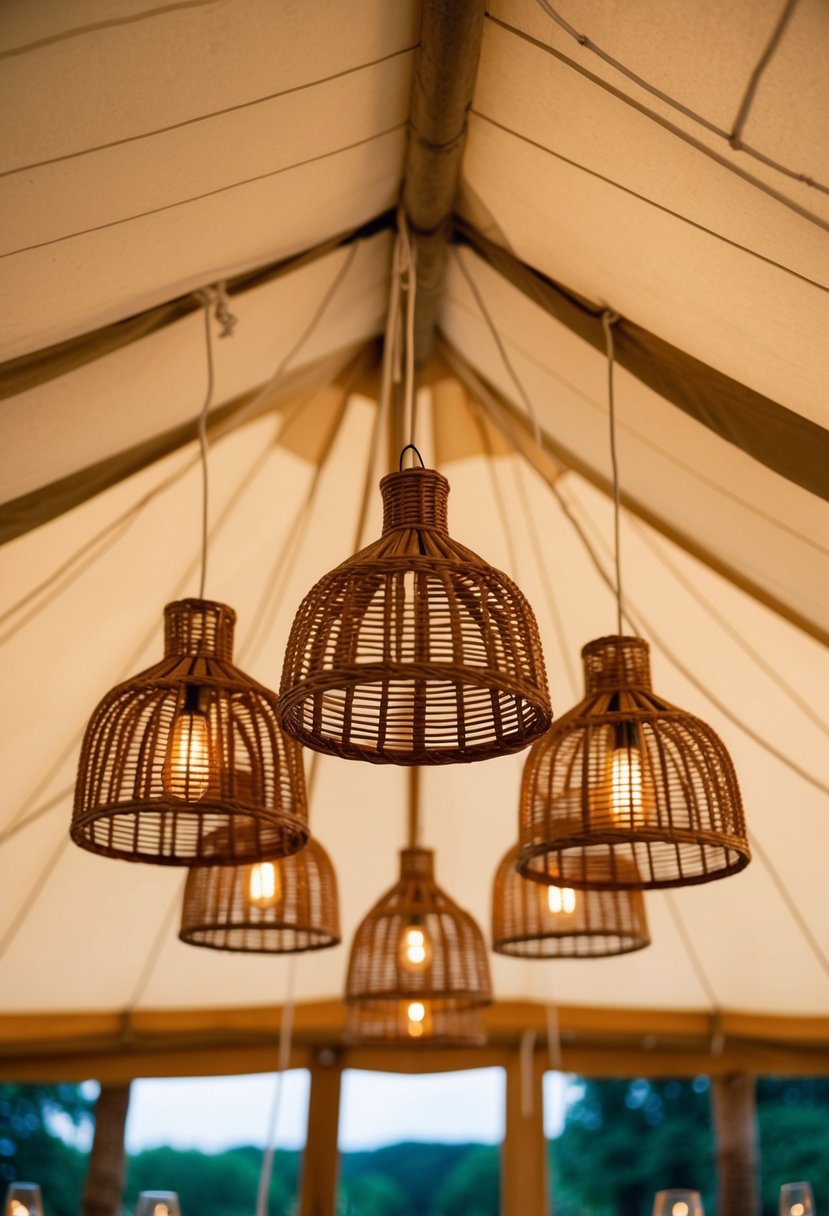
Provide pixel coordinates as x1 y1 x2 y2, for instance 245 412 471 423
403 0 487 366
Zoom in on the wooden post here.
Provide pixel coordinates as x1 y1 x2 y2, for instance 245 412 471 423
711 1072 760 1216
299 1052 342 1216
502 1042 549 1215
82 1081 131 1216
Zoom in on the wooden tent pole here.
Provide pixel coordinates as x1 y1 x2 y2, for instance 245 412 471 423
299 1053 342 1216
403 0 487 366
81 1081 131 1216
710 1072 760 1215
502 1043 549 1215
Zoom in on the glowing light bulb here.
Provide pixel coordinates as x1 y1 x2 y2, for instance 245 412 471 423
11 1204 30 1216
248 861 281 909
406 1000 427 1038
163 687 210 800
610 745 643 817
154 1207 170 1216
398 921 433 972
673 1205 689 1216
547 886 576 915
791 1206 805 1216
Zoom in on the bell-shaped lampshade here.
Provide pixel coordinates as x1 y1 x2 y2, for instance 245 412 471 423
179 829 340 953
347 999 487 1047
278 467 551 764
345 846 492 1045
518 636 750 889
492 845 650 958
73 599 308 865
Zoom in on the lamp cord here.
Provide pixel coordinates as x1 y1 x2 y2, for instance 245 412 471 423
407 767 421 848
256 953 297 1216
194 282 237 599
601 309 623 634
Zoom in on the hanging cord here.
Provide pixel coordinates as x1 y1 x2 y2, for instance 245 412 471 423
454 248 542 449
601 309 623 634
663 891 723 1053
256 953 298 1216
194 283 237 598
730 0 800 150
407 767 421 848
395 210 419 455
748 830 829 984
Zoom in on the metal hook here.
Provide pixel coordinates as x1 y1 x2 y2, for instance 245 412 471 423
399 443 426 471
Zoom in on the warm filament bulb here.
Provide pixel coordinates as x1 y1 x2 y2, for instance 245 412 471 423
791 1207 805 1216
407 1000 427 1038
249 861 281 909
610 745 643 818
547 886 576 915
672 1205 689 1216
11 1205 30 1216
398 923 433 972
163 711 210 800
154 1207 170 1216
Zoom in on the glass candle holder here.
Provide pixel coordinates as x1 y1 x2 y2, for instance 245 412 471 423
780 1182 816 1216
135 1193 181 1216
5 1185 44 1216
653 1191 705 1216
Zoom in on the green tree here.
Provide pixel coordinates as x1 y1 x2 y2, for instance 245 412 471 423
0 1083 93 1216
124 1145 301 1216
435 1144 500 1216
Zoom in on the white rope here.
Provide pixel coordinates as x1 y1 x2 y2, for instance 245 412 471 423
601 309 623 634
256 954 298 1216
194 283 237 599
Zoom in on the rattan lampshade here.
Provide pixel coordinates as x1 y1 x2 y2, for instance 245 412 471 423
179 828 339 952
278 466 551 765
346 1000 487 1047
492 845 650 958
345 845 493 1045
518 635 750 890
72 599 308 866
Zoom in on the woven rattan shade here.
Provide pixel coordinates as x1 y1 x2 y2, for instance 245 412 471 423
179 831 340 953
346 1001 487 1047
518 636 750 890
278 467 551 764
492 846 650 958
72 599 308 865
345 846 492 1044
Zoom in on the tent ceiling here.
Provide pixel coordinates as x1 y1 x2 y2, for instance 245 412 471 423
1 0 828 1074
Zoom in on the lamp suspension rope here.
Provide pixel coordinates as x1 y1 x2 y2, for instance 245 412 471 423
601 309 624 635
277 216 551 766
513 302 750 890
72 285 310 867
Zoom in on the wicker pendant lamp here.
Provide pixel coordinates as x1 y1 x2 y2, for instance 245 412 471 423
72 599 309 865
345 772 492 1045
72 294 307 866
517 315 749 891
279 456 551 765
179 823 339 952
492 845 650 958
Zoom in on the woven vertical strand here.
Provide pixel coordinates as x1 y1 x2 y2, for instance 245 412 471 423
278 467 551 765
491 846 650 958
72 599 308 865
179 831 340 953
345 846 492 1046
517 635 750 890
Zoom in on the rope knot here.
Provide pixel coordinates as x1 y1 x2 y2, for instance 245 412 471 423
198 282 238 338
